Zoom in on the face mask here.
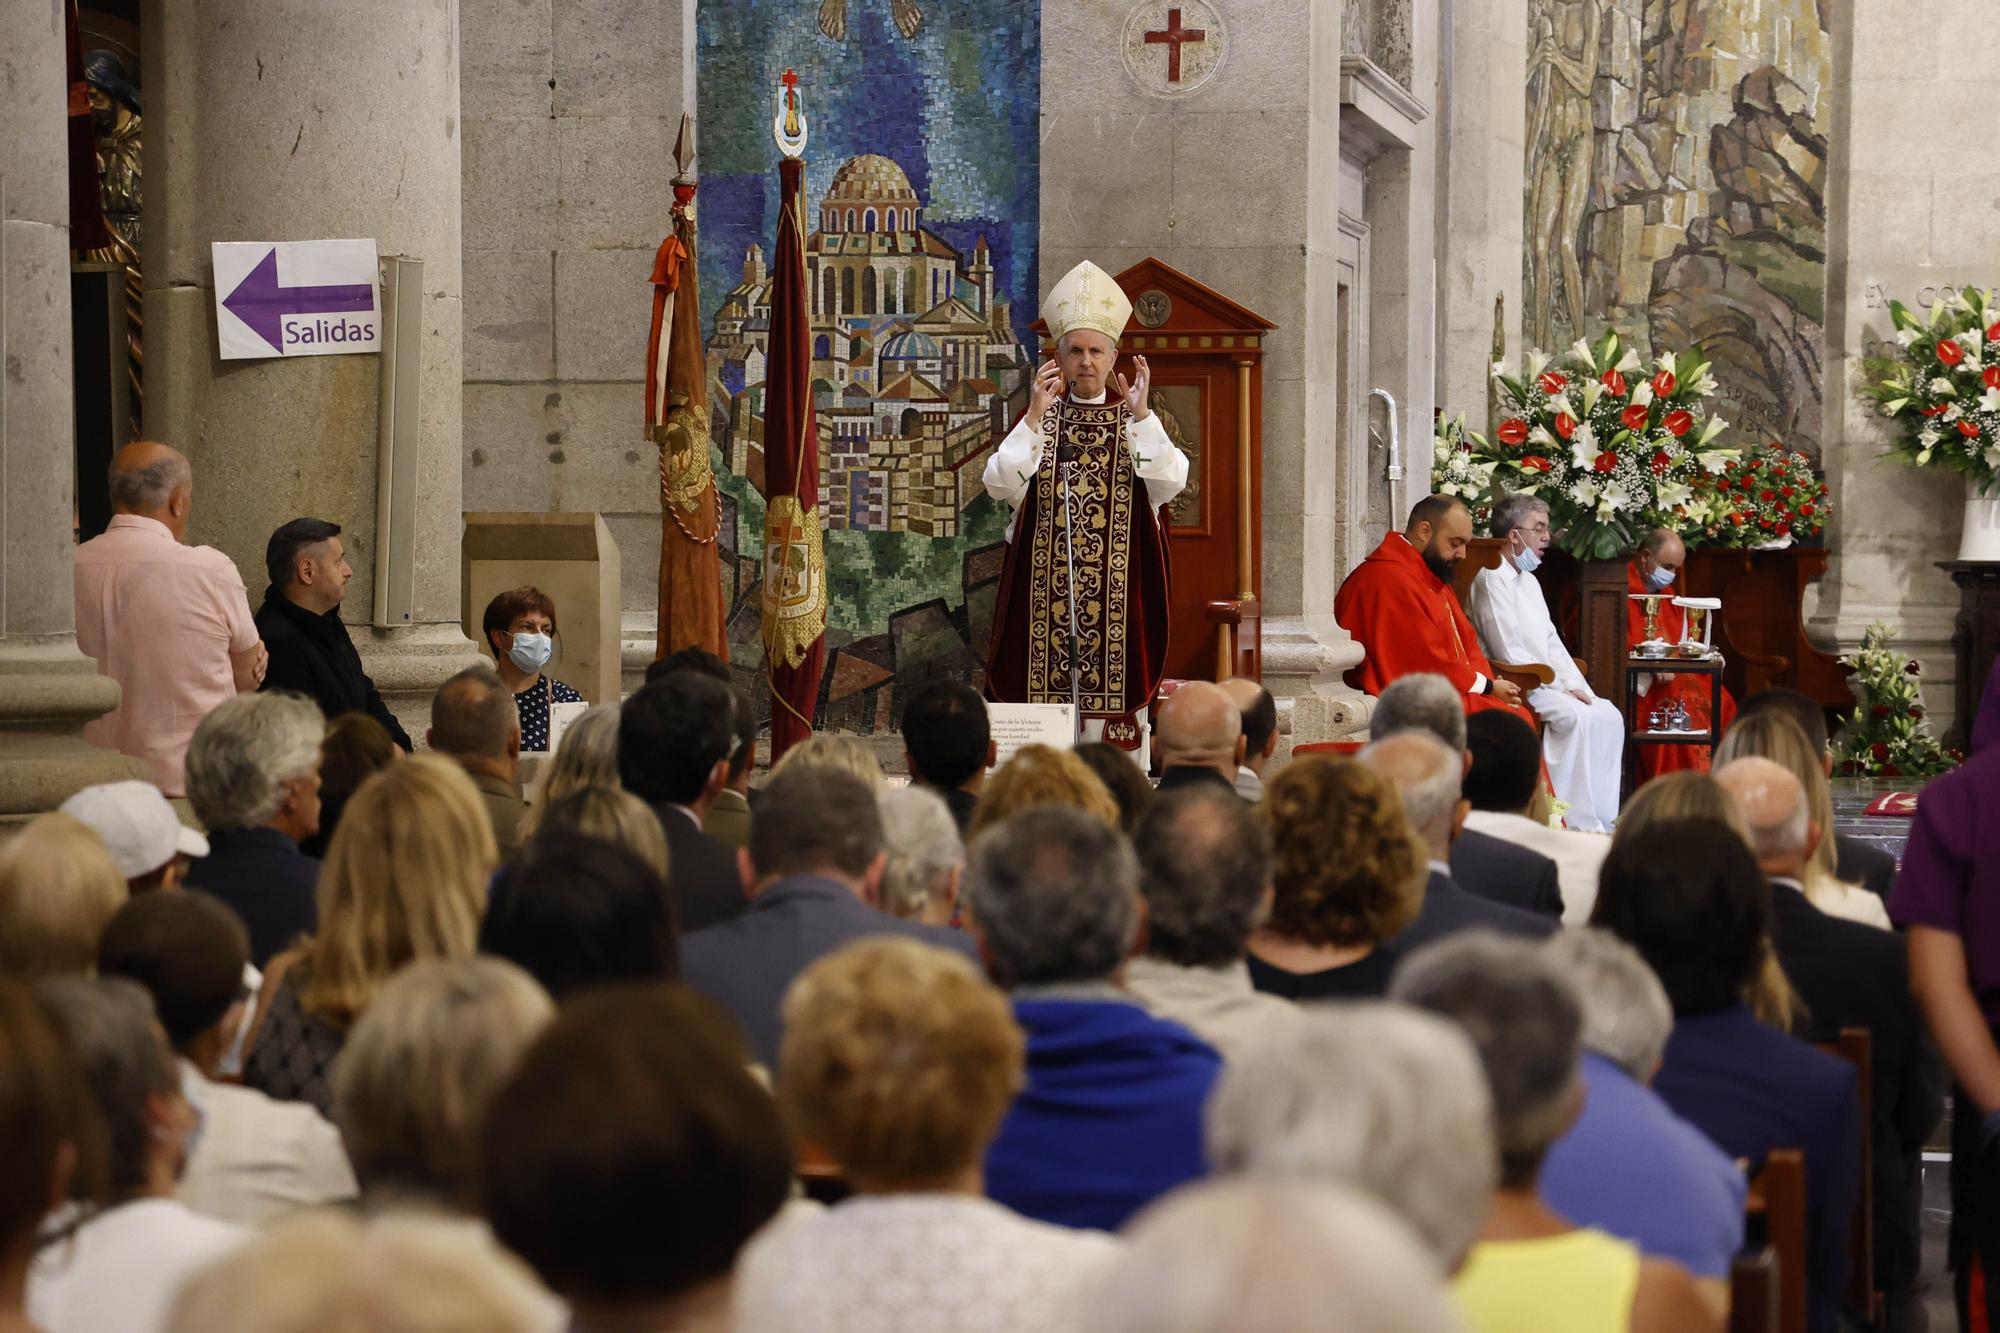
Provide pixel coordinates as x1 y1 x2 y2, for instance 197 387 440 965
1643 566 1676 591
1512 539 1542 575
508 631 553 673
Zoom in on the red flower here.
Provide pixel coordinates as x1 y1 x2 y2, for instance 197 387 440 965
1907 661 1922 676
1938 339 1965 366
1777 522 1792 535
1960 420 1983 439
1729 512 1745 525
1801 503 1816 516
1839 760 1860 775
1651 370 1677 398
1760 489 1776 501
1537 371 1568 395
1985 366 2000 390
1781 486 1795 497
1621 403 1650 430
1911 706 1925 720
1521 455 1553 473
1871 741 1890 761
1920 404 1948 417
1651 451 1671 474
1497 418 1529 446
1600 369 1628 396
1988 321 2000 342
1872 705 1890 719
1663 409 1694 437
1593 452 1618 473
1882 763 1901 778
1554 413 1578 440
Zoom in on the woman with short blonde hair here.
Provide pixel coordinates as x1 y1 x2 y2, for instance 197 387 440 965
334 956 553 1209
522 784 669 883
244 756 495 1115
767 732 886 790
519 703 620 841
0 815 127 980
736 938 1118 1331
966 743 1120 839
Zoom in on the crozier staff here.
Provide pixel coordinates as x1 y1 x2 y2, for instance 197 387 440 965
981 261 1188 734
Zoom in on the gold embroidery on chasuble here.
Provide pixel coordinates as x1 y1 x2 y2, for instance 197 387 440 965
1025 399 1135 713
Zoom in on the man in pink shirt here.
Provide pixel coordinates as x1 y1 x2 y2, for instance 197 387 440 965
74 441 268 795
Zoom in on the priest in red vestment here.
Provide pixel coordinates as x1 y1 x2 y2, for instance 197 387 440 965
1627 527 1735 780
1335 495 1532 719
982 261 1188 738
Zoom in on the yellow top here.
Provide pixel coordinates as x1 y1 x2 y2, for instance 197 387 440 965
1453 1229 1641 1333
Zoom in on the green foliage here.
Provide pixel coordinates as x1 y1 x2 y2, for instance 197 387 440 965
1830 624 1960 779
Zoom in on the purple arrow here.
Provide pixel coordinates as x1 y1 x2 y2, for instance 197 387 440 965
222 248 375 352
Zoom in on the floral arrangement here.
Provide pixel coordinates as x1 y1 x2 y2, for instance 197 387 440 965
1860 286 2000 494
1431 412 1496 527
1688 443 1831 549
1485 332 1735 560
1831 623 1959 779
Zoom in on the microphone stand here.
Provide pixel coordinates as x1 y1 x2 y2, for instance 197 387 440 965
1056 430 1085 744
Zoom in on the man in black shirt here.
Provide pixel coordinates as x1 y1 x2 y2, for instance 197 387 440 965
899 679 994 832
254 518 411 750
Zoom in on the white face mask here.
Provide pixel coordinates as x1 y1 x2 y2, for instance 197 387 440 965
1512 537 1542 575
1643 565 1676 592
507 631 553 673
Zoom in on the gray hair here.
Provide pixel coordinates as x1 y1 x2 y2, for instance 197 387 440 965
1133 786 1272 969
429 666 517 760
877 785 965 919
1206 1003 1497 1269
37 975 176 1198
1091 1180 1463 1333
966 805 1140 988
1371 674 1467 752
1391 933 1583 1189
186 692 326 833
1358 731 1462 838
1490 492 1549 540
107 451 190 512
1544 929 1673 1081
1638 526 1679 558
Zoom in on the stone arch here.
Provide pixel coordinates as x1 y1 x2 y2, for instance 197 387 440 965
840 267 855 314
862 267 878 315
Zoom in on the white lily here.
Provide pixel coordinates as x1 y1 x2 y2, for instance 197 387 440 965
1569 337 1594 368
1599 480 1632 515
1896 328 1919 347
1931 377 1957 397
1529 425 1558 448
1983 387 2000 415
1693 374 1719 396
1526 348 1551 376
1697 416 1729 446
1491 359 1511 380
1656 481 1694 509
1617 346 1642 373
1918 447 1935 464
1882 397 1910 415
1548 394 1577 421
1581 380 1605 412
1945 402 1965 421
1570 478 1600 507
1919 426 1943 447
1698 449 1735 474
1656 351 1678 374
1630 380 1655 408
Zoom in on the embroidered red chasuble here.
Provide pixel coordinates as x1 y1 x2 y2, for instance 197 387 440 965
984 398 1172 720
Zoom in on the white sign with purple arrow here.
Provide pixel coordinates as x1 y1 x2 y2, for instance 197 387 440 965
211 239 381 361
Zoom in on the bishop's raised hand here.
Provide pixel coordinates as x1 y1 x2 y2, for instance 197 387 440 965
1027 357 1064 423
1113 355 1152 420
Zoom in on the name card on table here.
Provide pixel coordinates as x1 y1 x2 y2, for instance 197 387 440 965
545 701 591 756
986 702 1077 766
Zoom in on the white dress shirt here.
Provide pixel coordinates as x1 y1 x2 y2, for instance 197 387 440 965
1463 809 1612 926
982 391 1188 541
28 1198 247 1333
177 1059 358 1225
1467 555 1589 693
1772 875 1893 931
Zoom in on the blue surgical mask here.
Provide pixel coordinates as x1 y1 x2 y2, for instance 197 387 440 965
508 631 553 673
1644 566 1676 592
1512 540 1542 575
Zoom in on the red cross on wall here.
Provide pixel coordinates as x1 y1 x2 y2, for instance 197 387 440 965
1144 7 1207 83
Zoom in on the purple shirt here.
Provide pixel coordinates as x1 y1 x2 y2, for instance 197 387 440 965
1890 655 2000 1021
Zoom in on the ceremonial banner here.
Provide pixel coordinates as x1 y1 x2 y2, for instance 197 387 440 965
758 78 827 760
647 114 727 660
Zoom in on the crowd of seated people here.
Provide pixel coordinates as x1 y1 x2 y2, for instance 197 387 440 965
3 446 1964 1333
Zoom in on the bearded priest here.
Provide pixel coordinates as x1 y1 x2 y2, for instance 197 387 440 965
1336 494 1533 721
982 261 1188 740
1628 527 1736 779
1468 493 1623 832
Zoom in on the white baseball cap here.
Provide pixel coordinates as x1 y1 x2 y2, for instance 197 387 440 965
58 781 210 880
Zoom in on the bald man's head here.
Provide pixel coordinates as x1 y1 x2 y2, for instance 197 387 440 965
1634 527 1685 585
1219 678 1278 770
1156 681 1245 778
1715 755 1816 877
1358 730 1465 858
108 441 193 539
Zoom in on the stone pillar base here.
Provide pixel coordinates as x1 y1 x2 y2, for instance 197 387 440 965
1262 616 1373 756
0 639 152 818
351 623 489 749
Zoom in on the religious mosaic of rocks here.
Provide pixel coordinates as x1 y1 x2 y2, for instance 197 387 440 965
1523 0 1830 464
697 0 1038 731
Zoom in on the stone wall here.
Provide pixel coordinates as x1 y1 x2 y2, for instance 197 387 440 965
459 0 697 662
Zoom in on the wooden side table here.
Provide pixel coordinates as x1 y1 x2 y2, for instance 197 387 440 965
1939 562 2000 751
1622 654 1726 797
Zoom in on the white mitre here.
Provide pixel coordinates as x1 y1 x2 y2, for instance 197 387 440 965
1041 260 1132 345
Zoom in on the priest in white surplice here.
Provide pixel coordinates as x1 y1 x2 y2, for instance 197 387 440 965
1467 494 1624 832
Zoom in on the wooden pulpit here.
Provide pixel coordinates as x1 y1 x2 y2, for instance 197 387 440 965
1034 259 1274 683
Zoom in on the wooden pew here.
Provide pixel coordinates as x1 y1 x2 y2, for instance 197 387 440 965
1813 1027 1880 1324
1730 1247 1781 1333
1742 1148 1807 1333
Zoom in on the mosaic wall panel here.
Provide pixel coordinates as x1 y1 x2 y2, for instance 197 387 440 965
698 0 1040 731
1523 0 1830 462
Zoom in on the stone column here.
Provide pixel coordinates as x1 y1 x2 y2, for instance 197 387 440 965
143 0 482 737
1811 0 2000 725
0 0 151 813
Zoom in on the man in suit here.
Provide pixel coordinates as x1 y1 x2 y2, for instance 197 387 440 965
1372 673 1563 920
426 665 526 854
619 672 748 933
1718 757 1945 1327
646 648 757 849
1358 731 1557 951
1153 681 1247 797
1732 687 1897 899
1463 710 1606 924
899 678 995 833
679 766 975 1069
254 518 411 750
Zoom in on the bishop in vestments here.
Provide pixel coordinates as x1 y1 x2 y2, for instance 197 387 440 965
1336 495 1533 720
982 261 1188 732
1627 527 1735 780
1468 493 1623 832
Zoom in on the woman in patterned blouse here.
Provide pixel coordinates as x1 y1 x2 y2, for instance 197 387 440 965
481 586 583 753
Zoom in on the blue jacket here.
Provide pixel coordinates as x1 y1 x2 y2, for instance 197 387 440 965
985 996 1221 1232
